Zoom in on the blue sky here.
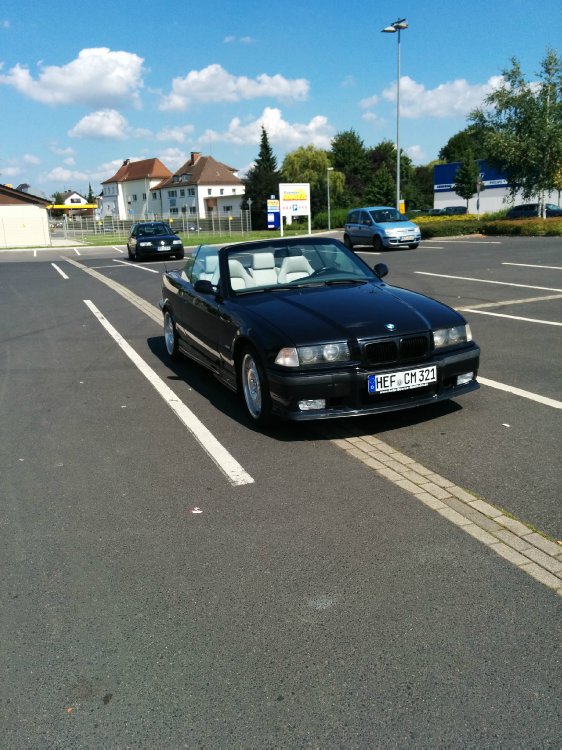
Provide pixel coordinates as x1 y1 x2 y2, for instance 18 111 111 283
0 0 560 198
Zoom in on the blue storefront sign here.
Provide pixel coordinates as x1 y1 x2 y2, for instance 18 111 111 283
267 199 280 229
434 160 508 192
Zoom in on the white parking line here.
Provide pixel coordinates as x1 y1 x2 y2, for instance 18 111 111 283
478 377 562 410
415 271 562 293
435 239 502 244
503 263 562 271
112 258 159 273
84 300 254 486
462 309 562 326
51 263 69 279
460 294 562 310
113 246 124 253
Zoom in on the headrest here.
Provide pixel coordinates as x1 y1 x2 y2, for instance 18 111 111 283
252 252 275 270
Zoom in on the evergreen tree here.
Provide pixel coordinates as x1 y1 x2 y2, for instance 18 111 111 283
330 129 370 203
242 126 279 229
439 127 488 162
87 183 95 203
364 165 395 206
454 151 481 207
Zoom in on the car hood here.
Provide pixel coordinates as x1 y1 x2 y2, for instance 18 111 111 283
138 234 179 242
381 220 419 231
239 282 462 344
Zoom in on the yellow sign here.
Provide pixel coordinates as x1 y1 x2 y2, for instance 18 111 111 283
46 204 98 209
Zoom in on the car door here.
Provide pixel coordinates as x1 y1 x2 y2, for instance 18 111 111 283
171 247 223 372
346 210 362 244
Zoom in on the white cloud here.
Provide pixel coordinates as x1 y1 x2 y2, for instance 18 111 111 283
156 125 195 143
63 157 76 166
2 19 10 29
159 63 309 111
405 144 427 163
200 106 334 149
42 166 89 182
359 94 379 109
51 144 75 156
69 109 129 139
340 75 355 88
0 48 145 107
23 153 40 164
381 75 504 118
361 111 385 125
223 35 254 44
155 147 189 170
0 165 22 177
68 109 151 140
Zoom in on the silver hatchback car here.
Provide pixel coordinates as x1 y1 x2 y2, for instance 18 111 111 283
344 206 421 251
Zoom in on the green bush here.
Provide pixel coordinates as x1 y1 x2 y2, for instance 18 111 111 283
313 208 350 230
481 218 562 236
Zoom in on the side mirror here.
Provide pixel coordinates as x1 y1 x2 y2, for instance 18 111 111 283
374 262 388 279
194 279 215 295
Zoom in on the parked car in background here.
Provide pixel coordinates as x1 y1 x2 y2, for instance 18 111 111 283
343 207 421 251
127 221 184 261
427 208 446 216
160 237 479 426
507 203 562 219
443 206 468 215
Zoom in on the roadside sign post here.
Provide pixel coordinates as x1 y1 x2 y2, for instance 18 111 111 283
279 183 311 237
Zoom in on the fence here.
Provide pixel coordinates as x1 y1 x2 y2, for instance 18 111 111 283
49 210 253 242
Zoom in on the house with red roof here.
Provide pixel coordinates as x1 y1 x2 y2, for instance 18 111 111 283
100 158 172 220
0 183 50 247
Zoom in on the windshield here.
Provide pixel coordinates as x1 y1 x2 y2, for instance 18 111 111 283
370 208 405 223
139 223 172 236
225 240 375 294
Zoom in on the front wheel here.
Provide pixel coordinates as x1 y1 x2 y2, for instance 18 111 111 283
343 234 353 250
409 243 419 249
163 310 180 360
127 244 133 260
372 235 383 251
239 347 273 426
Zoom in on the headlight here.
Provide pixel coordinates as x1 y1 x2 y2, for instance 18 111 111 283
433 324 472 349
275 342 350 367
139 241 152 247
172 239 182 245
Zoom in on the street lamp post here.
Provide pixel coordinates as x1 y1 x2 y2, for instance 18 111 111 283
327 166 334 230
382 18 408 213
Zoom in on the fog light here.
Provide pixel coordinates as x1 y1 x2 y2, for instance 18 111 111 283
457 372 474 385
298 399 326 411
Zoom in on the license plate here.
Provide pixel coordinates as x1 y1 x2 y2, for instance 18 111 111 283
158 245 170 251
368 365 437 394
401 235 414 242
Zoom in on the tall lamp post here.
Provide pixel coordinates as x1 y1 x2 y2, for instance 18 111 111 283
382 18 408 213
327 166 334 230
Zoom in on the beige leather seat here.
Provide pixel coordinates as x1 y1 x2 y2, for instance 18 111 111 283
277 255 314 283
228 259 255 290
251 252 278 286
199 255 219 281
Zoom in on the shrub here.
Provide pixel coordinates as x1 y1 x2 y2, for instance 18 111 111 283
481 218 562 236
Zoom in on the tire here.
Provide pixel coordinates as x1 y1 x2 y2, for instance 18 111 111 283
373 234 383 251
127 244 133 260
163 310 180 360
176 251 185 260
409 243 419 249
343 234 353 250
239 346 273 426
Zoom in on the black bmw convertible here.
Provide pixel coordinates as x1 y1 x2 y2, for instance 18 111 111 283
160 237 479 425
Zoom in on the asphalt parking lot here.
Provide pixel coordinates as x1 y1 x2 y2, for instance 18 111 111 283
1 235 561 747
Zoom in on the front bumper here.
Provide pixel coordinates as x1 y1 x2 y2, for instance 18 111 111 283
266 345 480 421
383 234 421 247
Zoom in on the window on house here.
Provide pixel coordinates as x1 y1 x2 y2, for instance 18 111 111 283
132 194 137 201
207 189 212 195
152 192 157 200
180 189 185 197
168 190 177 198
170 207 179 215
142 193 146 200
220 189 224 195
188 188 195 196
222 205 233 213
189 207 197 214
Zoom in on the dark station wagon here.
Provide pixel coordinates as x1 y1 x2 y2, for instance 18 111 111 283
160 237 480 425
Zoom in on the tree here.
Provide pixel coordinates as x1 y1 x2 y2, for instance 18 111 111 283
242 126 280 229
470 48 562 215
364 164 395 206
439 127 488 162
330 129 370 202
281 145 344 213
87 183 95 203
453 151 481 207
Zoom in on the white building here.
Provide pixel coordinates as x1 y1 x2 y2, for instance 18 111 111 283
434 161 561 213
100 158 172 220
0 184 50 247
154 152 245 220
